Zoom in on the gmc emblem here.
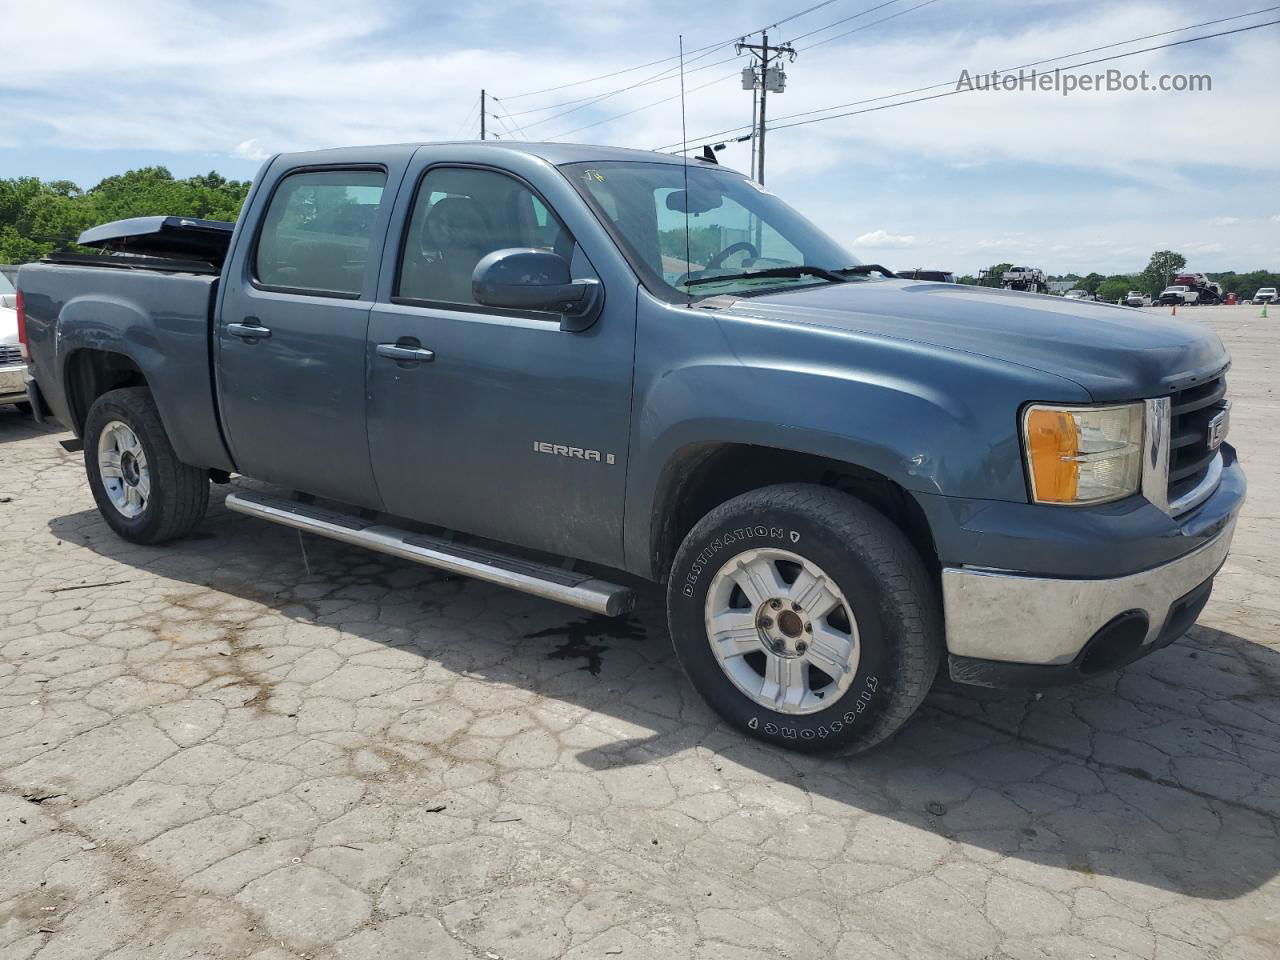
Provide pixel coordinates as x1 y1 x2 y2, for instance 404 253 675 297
1206 403 1230 451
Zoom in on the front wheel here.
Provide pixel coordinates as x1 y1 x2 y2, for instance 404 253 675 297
667 484 942 754
84 387 209 544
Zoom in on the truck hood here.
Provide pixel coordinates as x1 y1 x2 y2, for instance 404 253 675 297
725 279 1227 398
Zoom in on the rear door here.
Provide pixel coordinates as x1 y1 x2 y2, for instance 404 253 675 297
365 149 638 568
216 152 411 507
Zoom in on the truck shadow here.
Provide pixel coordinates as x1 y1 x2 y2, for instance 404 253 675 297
0 404 64 444
46 484 1280 902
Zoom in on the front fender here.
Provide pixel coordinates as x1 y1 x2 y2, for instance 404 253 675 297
623 293 1091 575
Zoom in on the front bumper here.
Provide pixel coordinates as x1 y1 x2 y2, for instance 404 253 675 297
943 517 1235 686
927 442 1245 688
0 363 27 404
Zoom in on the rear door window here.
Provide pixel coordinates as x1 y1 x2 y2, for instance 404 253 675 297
255 169 387 296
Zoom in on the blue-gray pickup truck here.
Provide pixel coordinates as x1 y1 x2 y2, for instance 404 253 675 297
16 142 1244 753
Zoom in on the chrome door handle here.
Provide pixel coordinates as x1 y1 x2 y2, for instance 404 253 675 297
227 321 271 340
376 343 435 363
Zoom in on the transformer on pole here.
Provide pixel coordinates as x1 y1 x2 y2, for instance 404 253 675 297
735 32 796 184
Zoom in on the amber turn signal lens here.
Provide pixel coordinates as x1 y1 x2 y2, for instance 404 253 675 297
1025 408 1080 503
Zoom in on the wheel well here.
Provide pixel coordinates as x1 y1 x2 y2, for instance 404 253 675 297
65 350 147 435
651 443 940 582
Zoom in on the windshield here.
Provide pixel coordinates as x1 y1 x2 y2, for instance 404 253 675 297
0 273 14 296
563 161 858 301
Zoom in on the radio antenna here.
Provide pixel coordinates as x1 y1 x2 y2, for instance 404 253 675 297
679 34 692 305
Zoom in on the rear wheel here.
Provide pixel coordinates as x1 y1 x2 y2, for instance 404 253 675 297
667 484 942 754
84 387 209 544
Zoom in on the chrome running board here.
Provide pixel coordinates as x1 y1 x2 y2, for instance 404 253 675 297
225 491 635 617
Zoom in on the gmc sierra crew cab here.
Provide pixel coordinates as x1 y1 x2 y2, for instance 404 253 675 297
17 142 1245 753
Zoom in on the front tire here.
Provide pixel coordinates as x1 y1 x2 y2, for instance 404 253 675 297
667 484 942 754
84 387 209 544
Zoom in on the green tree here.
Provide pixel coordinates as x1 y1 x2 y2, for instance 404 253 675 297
1081 272 1105 294
0 168 250 264
1140 250 1187 297
1097 277 1133 302
980 262 1013 287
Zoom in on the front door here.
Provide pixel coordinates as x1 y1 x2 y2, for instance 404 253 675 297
217 162 400 507
366 159 636 567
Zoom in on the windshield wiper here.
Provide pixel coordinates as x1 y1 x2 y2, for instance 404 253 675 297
834 264 896 279
682 265 849 289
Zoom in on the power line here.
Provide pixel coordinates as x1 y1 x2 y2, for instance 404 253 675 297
547 69 742 140
797 0 940 51
785 0 904 43
766 0 846 31
499 48 736 117
453 95 481 140
768 18 1280 133
550 0 933 147
497 0 876 104
490 99 529 138
514 44 738 131
496 39 730 102
656 5 1280 149
488 110 519 139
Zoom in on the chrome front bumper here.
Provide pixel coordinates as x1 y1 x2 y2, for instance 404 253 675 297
942 517 1236 666
0 363 27 403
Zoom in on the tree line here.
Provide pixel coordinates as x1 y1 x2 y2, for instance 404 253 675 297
0 167 250 264
960 252 1280 301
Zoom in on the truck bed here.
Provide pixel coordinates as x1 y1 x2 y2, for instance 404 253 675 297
17 259 234 472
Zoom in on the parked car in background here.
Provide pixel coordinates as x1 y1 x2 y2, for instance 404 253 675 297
1002 266 1046 293
1 272 31 410
1064 289 1090 300
1124 291 1149 307
1159 285 1199 306
1172 273 1222 305
1253 287 1278 304
18 141 1245 754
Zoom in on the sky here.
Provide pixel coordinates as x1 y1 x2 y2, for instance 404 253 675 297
2 0 1278 276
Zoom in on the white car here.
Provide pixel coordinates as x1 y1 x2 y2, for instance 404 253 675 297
0 272 30 410
1063 289 1090 300
1124 290 1149 307
1159 285 1199 306
1254 287 1278 304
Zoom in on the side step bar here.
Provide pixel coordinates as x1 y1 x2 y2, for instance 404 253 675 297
225 491 636 617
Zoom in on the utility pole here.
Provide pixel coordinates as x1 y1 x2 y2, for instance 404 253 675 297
736 32 795 184
480 89 486 141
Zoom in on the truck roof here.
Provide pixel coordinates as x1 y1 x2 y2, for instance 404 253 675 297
271 141 692 168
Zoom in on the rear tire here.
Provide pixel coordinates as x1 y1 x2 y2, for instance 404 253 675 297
84 387 209 544
667 483 942 754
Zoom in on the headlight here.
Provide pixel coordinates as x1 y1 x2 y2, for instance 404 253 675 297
1022 403 1144 505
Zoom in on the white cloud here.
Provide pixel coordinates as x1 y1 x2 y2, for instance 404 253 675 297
1208 216 1241 225
1181 240 1225 255
234 139 270 162
3 0 1277 275
854 229 917 248
973 237 1025 250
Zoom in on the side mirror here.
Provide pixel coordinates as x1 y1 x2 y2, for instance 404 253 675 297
472 248 604 332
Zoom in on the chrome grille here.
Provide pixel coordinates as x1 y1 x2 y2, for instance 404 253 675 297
1167 375 1227 503
0 344 23 366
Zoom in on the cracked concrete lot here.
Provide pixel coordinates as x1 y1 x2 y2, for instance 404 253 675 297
1 307 1277 960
